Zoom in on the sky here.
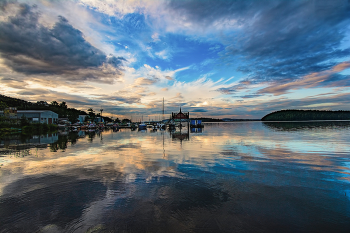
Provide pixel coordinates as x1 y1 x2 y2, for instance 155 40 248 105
0 0 350 120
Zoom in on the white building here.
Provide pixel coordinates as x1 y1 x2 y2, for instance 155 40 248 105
17 110 58 124
78 115 88 123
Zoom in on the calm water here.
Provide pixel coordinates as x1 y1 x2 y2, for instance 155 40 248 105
1 122 350 232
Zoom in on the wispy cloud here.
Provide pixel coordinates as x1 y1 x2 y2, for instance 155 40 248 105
258 61 350 95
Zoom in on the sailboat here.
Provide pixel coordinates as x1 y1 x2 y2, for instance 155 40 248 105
138 115 147 130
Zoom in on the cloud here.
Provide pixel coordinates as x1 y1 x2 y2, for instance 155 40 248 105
17 88 51 96
151 32 160 42
257 61 350 95
241 94 264 99
225 0 350 82
97 92 141 104
191 108 207 112
172 92 184 100
0 76 27 89
155 49 171 60
134 77 159 86
0 2 124 81
106 96 141 104
217 78 253 94
165 0 350 83
236 91 350 118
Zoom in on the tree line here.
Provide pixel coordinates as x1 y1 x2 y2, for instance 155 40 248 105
0 94 116 123
262 109 350 121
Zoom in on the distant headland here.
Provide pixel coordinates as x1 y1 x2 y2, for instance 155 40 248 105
262 110 350 121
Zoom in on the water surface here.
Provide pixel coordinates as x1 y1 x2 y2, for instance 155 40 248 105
1 122 350 232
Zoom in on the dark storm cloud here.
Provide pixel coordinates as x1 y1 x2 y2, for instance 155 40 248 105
168 0 350 83
0 3 124 77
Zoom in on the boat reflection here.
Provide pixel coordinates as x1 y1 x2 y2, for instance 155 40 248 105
190 127 203 133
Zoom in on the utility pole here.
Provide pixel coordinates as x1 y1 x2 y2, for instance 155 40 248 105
100 106 103 123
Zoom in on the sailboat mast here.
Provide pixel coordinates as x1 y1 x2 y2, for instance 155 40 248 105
162 97 164 121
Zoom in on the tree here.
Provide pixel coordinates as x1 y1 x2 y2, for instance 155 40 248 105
88 108 95 121
67 111 79 124
50 101 59 106
122 118 131 124
20 115 29 127
59 101 67 109
0 101 8 111
103 116 113 122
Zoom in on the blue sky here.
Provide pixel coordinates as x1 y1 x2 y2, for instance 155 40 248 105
0 0 350 119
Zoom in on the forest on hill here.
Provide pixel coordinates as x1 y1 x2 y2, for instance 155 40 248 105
262 110 350 121
0 94 112 123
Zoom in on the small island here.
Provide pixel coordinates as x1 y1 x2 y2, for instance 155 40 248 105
262 110 350 121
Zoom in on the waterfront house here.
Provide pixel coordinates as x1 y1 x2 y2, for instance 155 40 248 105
1 109 58 124
78 115 88 123
17 110 58 124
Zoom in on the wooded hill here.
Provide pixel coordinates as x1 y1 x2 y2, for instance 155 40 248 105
0 94 86 122
262 110 350 121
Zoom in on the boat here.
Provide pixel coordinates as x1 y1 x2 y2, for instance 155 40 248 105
190 119 204 128
112 123 119 131
138 123 147 130
80 125 88 130
168 123 176 130
88 123 97 129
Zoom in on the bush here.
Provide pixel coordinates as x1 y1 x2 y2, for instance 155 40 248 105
22 125 33 133
20 116 30 127
49 124 58 131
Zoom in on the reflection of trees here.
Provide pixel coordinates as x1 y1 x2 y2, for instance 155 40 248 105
87 130 97 143
263 121 350 131
50 132 80 152
0 133 33 146
262 110 350 121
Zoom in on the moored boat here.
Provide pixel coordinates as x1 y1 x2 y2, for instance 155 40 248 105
138 123 147 130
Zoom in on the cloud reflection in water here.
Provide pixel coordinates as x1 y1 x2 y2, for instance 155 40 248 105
1 122 350 232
